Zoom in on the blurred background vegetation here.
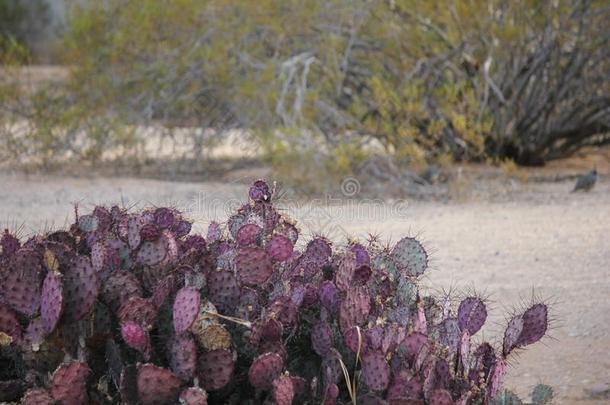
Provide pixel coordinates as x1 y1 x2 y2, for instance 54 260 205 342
1 0 609 191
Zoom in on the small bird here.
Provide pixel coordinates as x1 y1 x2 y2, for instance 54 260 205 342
572 168 597 192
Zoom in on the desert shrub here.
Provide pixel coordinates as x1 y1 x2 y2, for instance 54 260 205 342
2 0 608 181
0 180 551 403
0 0 51 57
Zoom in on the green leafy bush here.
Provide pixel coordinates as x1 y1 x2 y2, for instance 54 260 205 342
1 0 608 183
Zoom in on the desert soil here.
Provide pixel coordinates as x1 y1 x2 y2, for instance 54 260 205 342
0 171 608 404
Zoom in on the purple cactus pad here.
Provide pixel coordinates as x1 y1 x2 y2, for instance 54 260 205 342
248 352 284 389
199 349 235 391
249 180 271 202
173 286 201 334
136 363 182 405
457 297 487 335
40 271 63 334
361 350 391 391
266 234 293 262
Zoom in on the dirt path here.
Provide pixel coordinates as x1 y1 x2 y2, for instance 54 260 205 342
1 172 609 404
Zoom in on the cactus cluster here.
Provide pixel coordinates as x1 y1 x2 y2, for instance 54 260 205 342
0 180 550 404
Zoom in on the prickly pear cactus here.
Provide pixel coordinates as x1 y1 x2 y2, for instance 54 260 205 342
50 361 91 405
1 248 43 316
248 352 284 390
168 333 198 381
40 270 63 333
62 255 98 321
391 236 428 277
0 179 552 404
173 286 201 334
136 363 182 405
236 246 273 286
458 296 487 335
198 349 235 391
361 351 391 391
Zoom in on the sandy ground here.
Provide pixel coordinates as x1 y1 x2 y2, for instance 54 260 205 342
0 172 609 404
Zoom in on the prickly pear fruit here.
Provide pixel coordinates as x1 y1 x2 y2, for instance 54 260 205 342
361 350 390 391
136 363 182 405
391 237 428 277
236 246 273 286
50 361 91 405
63 255 98 321
248 352 284 390
273 374 295 405
40 270 63 334
173 287 201 334
168 334 198 381
457 297 487 335
198 349 235 391
179 387 208 405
